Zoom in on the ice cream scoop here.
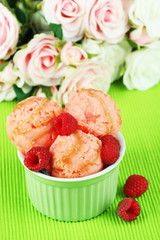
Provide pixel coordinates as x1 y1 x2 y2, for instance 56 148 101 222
6 96 62 154
47 130 103 178
65 89 122 137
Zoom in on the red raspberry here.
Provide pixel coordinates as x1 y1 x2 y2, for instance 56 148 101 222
124 175 148 198
101 144 119 165
53 112 78 136
117 198 140 222
101 135 121 151
24 147 51 171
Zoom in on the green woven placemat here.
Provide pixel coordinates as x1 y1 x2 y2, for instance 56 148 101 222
1 81 160 240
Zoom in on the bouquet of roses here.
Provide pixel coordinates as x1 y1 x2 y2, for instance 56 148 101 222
1 0 160 104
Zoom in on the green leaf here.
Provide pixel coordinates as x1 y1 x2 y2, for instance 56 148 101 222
130 27 137 32
49 23 63 40
7 0 17 8
68 64 76 68
18 27 34 46
127 38 139 49
21 0 26 10
118 65 126 79
54 54 61 72
15 6 27 24
1 0 14 14
87 53 98 59
40 86 52 100
1 0 11 8
13 85 34 101
31 86 39 96
54 40 66 51
0 61 9 72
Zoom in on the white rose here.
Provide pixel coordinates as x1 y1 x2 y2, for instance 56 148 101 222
0 62 18 84
42 0 86 42
0 83 16 102
32 11 50 33
61 41 88 65
0 60 32 95
14 34 67 86
82 38 102 55
85 0 128 43
0 3 20 60
123 42 160 91
129 0 160 44
56 61 111 105
82 38 131 82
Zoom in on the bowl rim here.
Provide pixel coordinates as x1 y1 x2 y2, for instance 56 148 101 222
18 132 125 182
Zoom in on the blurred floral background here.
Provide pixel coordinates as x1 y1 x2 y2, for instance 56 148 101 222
0 0 160 105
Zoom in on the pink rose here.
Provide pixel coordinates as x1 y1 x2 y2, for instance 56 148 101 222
61 41 88 65
14 34 66 86
129 27 155 46
122 0 133 12
0 3 19 60
42 0 86 42
85 0 128 43
56 61 111 105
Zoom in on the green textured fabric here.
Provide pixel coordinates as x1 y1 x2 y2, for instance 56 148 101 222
1 81 160 240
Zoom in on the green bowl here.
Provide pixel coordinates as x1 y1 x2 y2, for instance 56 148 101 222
18 132 125 221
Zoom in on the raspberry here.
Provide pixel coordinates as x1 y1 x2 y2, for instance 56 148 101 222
53 112 78 136
124 175 148 198
101 144 119 165
24 147 51 171
117 198 140 221
101 135 121 151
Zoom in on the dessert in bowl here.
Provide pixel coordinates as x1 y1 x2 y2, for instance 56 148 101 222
6 89 125 221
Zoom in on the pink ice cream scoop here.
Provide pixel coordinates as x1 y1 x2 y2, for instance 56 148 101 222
65 89 122 138
6 96 62 155
47 130 103 178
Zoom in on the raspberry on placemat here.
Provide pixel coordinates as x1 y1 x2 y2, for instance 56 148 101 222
117 198 140 222
124 175 148 198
